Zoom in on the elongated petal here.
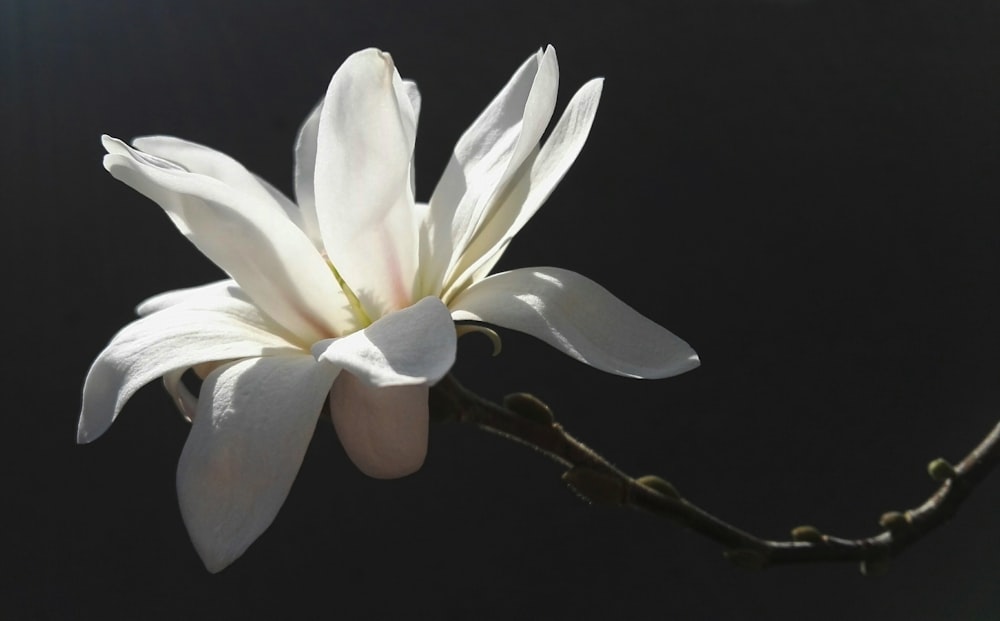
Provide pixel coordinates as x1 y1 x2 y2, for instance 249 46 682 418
162 368 198 422
401 79 421 124
450 267 700 379
312 296 456 387
329 372 429 479
422 46 558 297
135 279 242 316
443 79 605 301
78 297 304 443
401 79 421 196
131 136 310 234
253 173 312 238
292 99 325 248
314 48 418 316
177 355 338 573
103 136 355 340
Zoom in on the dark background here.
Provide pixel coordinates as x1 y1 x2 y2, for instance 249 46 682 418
4 0 1000 619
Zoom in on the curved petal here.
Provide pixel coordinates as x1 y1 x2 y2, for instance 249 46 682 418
135 279 242 316
401 79 421 124
253 174 312 237
312 296 456 387
291 99 325 248
314 48 418 317
421 46 559 298
162 368 199 422
78 297 304 443
176 355 338 573
103 136 355 340
443 78 605 302
449 267 700 379
329 372 429 479
131 136 309 234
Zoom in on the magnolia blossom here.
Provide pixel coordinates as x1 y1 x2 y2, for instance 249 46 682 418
79 46 699 572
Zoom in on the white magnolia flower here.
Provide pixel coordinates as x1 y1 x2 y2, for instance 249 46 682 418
79 46 699 572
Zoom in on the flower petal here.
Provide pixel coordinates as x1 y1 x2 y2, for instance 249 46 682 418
314 48 418 316
401 79 421 123
422 46 558 297
329 372 429 479
450 267 700 379
131 136 310 234
103 136 355 340
291 99 325 248
135 279 242 316
312 296 456 387
176 355 338 573
401 79 421 196
78 296 304 443
162 368 199 422
443 78 605 301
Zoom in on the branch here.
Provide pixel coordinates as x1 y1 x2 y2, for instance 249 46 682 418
429 373 1000 574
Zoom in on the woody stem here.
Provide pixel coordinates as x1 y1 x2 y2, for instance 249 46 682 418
429 373 1000 572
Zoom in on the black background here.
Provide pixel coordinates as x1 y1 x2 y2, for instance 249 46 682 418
4 1 1000 619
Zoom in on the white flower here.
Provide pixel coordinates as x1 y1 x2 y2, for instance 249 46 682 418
79 46 699 572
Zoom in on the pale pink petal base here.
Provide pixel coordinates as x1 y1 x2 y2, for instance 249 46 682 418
329 372 429 479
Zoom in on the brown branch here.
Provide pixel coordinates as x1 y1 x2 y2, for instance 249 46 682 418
429 373 1000 573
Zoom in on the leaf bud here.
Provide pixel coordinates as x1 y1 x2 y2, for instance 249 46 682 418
927 458 957 482
503 392 555 425
790 525 824 543
878 511 910 532
636 475 681 500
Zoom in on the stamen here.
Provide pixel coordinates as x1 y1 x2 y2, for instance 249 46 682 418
327 259 373 328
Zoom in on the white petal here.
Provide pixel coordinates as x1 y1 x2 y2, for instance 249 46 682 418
78 296 304 443
312 296 456 387
401 79 421 124
314 48 418 317
131 136 309 233
176 355 338 573
292 99 325 248
135 279 242 316
253 173 312 237
103 136 355 340
443 79 605 301
329 372 429 479
162 368 199 422
401 79 421 196
449 267 700 379
422 46 559 297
